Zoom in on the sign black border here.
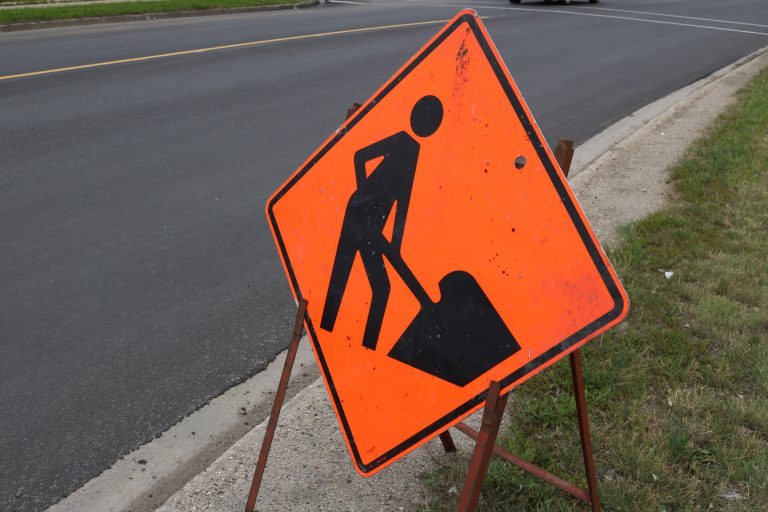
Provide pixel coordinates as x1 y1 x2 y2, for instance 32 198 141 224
267 12 625 474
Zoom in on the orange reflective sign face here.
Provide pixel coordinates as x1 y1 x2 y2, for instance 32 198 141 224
267 10 628 476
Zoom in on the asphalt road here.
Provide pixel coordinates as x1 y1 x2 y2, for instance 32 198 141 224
1 0 766 509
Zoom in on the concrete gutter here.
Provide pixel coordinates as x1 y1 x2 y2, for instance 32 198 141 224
47 343 321 512
0 0 319 32
48 46 768 512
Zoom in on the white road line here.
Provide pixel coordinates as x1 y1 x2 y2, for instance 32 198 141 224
583 5 768 30
329 0 768 37
408 0 768 28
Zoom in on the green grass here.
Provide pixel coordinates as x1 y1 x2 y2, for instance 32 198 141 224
0 0 302 25
420 67 768 512
0 0 95 6
0 0 79 5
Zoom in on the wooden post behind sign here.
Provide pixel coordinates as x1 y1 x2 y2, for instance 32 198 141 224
448 138 602 512
244 298 308 512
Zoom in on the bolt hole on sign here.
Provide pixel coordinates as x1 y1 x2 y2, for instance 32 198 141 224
266 9 628 476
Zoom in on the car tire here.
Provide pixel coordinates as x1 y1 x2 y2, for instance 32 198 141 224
509 0 522 3
559 0 571 4
589 0 599 3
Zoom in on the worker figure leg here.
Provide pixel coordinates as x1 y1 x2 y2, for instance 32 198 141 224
321 216 360 333
359 250 390 350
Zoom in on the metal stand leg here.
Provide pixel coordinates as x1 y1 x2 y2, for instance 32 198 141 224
556 138 601 510
456 381 508 512
346 102 363 120
570 350 601 512
554 138 574 177
451 353 601 510
244 299 308 512
439 431 457 453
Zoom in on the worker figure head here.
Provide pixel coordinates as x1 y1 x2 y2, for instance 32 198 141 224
410 95 443 138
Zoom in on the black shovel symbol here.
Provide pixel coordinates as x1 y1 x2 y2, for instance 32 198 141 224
380 243 521 387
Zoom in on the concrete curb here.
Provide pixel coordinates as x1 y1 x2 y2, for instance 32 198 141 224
569 46 768 177
570 46 768 248
46 340 321 512
0 0 318 32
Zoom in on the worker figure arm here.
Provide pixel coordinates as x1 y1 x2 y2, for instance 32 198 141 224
353 136 393 190
391 136 420 253
391 185 411 253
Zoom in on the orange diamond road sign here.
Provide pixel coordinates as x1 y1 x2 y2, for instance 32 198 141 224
266 9 628 476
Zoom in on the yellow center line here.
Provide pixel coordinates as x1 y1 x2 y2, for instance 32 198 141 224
0 18 452 81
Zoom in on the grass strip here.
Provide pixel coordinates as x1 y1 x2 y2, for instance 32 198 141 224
1 0 89 5
421 66 768 511
0 0 302 25
0 0 105 6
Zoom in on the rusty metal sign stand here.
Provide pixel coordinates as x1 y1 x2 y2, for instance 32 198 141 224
241 301 600 512
243 100 601 511
438 138 603 512
443 351 602 512
243 298 307 512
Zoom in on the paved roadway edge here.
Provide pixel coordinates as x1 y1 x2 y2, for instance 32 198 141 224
569 46 768 176
46 332 321 512
0 0 322 33
46 44 768 512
